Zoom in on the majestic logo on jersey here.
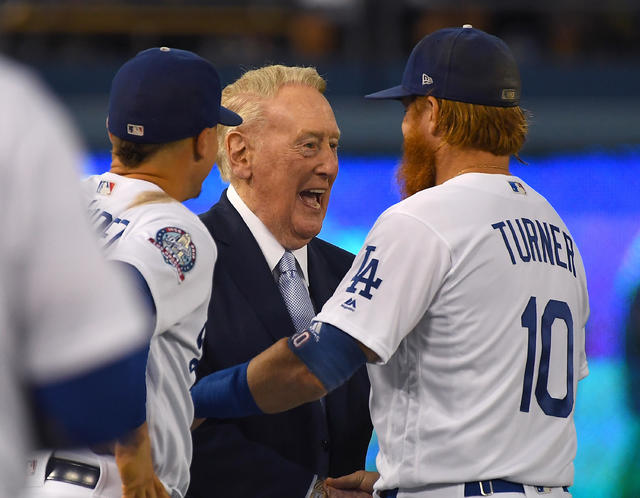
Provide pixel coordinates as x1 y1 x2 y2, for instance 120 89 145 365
346 245 382 299
127 123 145 136
508 180 526 195
148 226 196 282
341 298 357 311
96 180 115 195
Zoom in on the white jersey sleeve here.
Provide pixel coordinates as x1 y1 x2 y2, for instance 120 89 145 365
316 210 451 363
0 61 148 384
0 56 148 498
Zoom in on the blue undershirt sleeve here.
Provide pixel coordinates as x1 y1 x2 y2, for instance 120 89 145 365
287 321 367 392
32 344 149 447
191 323 367 419
191 361 263 419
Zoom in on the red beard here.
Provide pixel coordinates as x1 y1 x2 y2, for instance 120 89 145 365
396 125 436 199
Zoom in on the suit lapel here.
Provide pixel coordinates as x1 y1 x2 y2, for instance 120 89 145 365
208 191 295 342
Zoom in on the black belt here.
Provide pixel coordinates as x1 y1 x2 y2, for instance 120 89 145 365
465 479 570 496
379 490 398 498
45 456 100 489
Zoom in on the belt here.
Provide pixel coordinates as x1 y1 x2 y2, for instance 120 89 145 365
45 456 100 489
380 480 569 497
465 479 570 496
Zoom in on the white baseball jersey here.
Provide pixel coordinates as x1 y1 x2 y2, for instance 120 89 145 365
0 57 148 498
316 173 589 494
81 172 216 496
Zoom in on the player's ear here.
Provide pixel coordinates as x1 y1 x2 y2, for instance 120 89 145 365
425 96 440 136
226 130 252 180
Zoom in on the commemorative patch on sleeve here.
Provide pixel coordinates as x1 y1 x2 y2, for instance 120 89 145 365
148 227 196 282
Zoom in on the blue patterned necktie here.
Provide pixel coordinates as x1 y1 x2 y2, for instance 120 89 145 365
277 251 315 334
278 250 329 477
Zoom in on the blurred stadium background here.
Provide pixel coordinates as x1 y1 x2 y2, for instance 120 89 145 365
3 1 639 496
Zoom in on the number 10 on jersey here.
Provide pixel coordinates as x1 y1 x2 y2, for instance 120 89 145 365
520 297 574 418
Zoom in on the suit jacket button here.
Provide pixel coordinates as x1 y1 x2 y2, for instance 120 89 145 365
321 439 329 451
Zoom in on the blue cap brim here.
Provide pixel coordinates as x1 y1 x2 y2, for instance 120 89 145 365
364 84 414 100
219 106 243 126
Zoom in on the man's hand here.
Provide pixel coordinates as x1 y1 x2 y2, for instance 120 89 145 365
115 423 170 498
325 470 379 497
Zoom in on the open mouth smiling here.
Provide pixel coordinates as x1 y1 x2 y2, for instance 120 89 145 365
299 188 326 209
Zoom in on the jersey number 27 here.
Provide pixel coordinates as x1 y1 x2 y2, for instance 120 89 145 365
520 297 574 418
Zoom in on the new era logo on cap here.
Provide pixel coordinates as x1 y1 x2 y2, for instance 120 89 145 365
127 124 144 136
501 88 518 101
422 73 433 86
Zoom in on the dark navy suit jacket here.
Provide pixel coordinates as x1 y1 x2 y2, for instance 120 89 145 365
188 190 372 498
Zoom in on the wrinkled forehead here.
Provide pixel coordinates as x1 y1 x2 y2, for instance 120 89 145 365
262 84 340 137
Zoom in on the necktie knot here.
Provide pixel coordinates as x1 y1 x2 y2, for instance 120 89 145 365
278 250 298 276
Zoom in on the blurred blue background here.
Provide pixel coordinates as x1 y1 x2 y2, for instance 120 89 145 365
6 1 640 495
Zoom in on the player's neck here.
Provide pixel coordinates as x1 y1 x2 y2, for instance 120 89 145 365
111 167 176 197
110 152 191 202
435 146 510 185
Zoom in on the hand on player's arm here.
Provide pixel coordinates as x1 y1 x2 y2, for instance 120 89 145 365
190 338 332 424
191 326 379 418
325 470 379 497
247 337 327 413
247 335 378 413
115 422 170 498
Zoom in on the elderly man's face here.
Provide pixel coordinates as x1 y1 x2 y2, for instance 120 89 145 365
246 85 340 249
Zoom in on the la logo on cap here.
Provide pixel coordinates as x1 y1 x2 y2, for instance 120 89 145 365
422 73 433 86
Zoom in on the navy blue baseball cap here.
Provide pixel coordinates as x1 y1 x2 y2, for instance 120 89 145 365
108 47 242 144
366 25 521 107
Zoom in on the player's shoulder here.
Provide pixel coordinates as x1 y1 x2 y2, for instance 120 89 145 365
130 200 213 245
90 174 207 233
102 177 215 255
377 188 447 225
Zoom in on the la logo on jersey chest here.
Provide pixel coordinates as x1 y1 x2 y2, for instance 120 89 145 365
342 245 384 311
